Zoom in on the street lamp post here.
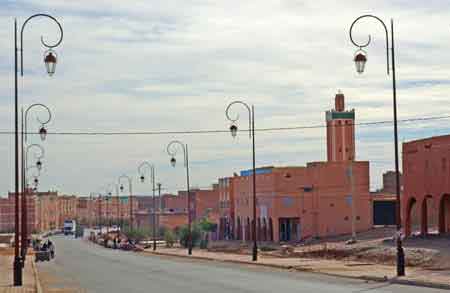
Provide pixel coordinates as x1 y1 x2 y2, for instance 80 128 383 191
166 140 192 255
118 175 133 230
12 14 63 285
226 101 258 261
22 103 50 261
106 183 119 233
21 143 44 261
349 14 405 276
106 193 111 235
138 162 157 251
97 194 102 230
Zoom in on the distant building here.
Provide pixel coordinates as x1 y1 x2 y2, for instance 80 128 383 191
135 187 220 232
377 171 403 194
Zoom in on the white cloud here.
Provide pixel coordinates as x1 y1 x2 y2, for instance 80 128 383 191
1 0 450 195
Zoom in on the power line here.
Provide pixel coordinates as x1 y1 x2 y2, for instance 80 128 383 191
0 114 449 136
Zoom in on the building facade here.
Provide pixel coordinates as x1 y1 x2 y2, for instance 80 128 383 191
403 135 450 236
218 176 235 240
229 92 372 243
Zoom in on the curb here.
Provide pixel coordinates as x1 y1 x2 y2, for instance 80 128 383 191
141 250 450 291
390 278 450 291
31 261 43 293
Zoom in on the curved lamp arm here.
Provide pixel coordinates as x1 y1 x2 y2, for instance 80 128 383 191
25 143 44 171
20 13 64 76
138 161 155 182
106 183 119 197
26 144 45 160
167 140 187 167
226 100 252 138
349 14 390 75
25 103 52 142
118 175 132 193
25 165 41 189
25 165 41 177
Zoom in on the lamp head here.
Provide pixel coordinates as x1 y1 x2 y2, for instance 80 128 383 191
44 50 57 76
36 160 42 171
354 49 367 74
229 124 238 138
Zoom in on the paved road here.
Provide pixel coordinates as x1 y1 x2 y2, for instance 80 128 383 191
37 236 446 293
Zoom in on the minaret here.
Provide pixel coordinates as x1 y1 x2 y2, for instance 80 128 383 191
326 91 355 162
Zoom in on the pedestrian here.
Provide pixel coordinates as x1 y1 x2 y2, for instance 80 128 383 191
41 241 48 251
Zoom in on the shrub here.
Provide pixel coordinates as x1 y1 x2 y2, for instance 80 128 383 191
198 218 217 232
177 224 201 248
199 239 208 249
122 228 149 243
259 245 277 252
164 230 176 248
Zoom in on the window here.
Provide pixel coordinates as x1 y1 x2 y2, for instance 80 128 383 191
330 203 334 207
344 216 349 221
442 158 447 171
356 216 360 221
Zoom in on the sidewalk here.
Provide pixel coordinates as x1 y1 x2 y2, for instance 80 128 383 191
0 253 39 293
142 247 450 290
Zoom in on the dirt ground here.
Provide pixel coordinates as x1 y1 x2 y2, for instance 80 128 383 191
208 227 450 270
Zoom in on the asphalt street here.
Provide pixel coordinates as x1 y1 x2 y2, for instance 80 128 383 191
37 236 447 293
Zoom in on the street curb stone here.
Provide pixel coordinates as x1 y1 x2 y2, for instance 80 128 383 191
31 261 43 293
141 250 450 291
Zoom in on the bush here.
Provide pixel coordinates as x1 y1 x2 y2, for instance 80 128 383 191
199 239 208 249
198 218 217 232
177 224 201 248
164 230 176 248
259 245 277 252
158 226 168 239
122 228 149 243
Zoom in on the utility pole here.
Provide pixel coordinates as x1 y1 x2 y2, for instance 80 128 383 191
157 183 162 242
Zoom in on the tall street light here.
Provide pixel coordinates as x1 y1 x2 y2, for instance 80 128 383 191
12 14 63 286
25 166 41 191
138 162 157 251
349 14 405 276
226 101 257 261
118 175 133 230
21 104 51 262
107 183 120 230
21 143 44 261
167 140 192 255
106 183 118 234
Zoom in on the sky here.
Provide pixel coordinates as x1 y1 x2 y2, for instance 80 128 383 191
1 0 450 197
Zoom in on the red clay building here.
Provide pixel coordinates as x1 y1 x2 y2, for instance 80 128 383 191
157 188 220 232
231 92 372 243
218 176 236 240
403 135 450 236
